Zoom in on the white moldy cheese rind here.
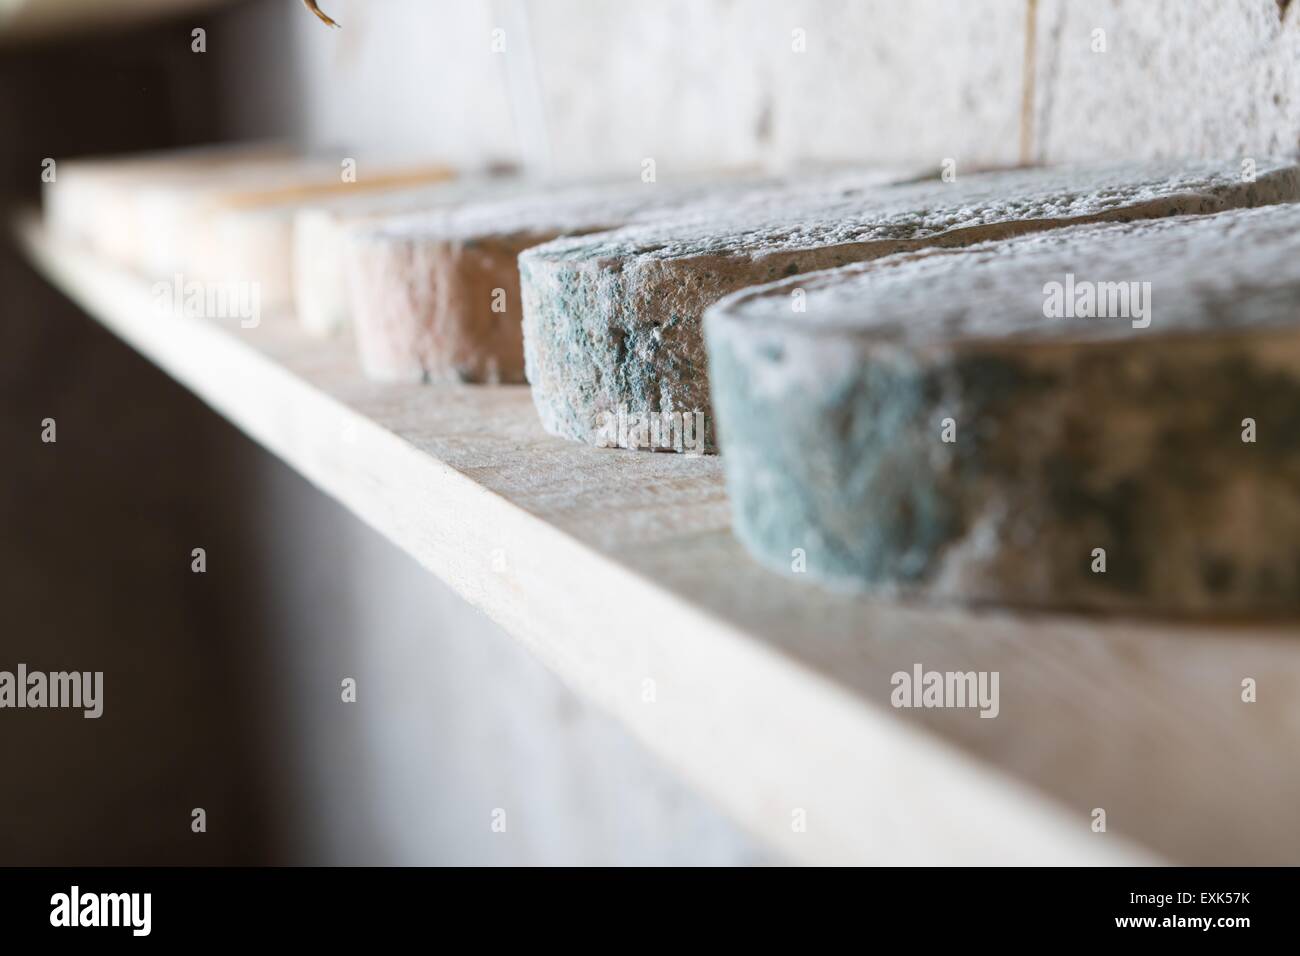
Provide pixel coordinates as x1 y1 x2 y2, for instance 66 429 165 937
342 170 913 385
345 182 678 385
705 201 1300 614
520 159 1300 453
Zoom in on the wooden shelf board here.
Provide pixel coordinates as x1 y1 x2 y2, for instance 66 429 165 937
20 215 1300 865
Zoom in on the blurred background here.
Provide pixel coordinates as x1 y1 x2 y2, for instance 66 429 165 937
1 0 1297 865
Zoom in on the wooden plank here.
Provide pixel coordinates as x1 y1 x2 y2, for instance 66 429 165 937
26 213 1300 865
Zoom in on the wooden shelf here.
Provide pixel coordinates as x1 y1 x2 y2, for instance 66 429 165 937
19 215 1300 865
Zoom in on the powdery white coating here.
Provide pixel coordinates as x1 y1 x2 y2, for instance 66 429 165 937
712 201 1300 346
360 183 673 245
705 200 1300 613
353 168 906 247
352 168 915 251
522 159 1300 452
531 160 1299 262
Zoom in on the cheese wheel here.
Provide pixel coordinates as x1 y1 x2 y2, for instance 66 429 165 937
522 160 1300 453
705 201 1300 614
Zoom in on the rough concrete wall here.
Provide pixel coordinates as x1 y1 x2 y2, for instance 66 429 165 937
1032 0 1300 163
524 0 777 174
761 0 1028 170
256 0 1299 176
525 0 1026 172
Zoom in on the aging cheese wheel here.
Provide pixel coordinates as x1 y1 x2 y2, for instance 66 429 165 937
705 201 1300 614
521 160 1300 453
45 148 453 314
43 142 292 265
340 173 894 385
293 177 512 336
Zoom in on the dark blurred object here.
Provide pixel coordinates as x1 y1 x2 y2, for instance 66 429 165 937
0 0 236 45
